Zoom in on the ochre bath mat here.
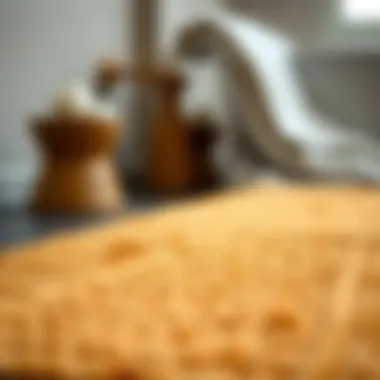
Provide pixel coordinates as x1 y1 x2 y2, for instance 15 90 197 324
0 185 379 379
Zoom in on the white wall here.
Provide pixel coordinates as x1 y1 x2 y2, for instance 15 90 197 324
322 0 380 52
297 54 380 136
296 0 380 136
230 0 330 47
231 0 380 51
229 0 380 136
160 0 226 117
0 0 127 206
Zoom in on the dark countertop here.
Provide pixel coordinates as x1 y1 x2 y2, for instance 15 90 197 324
0 194 189 249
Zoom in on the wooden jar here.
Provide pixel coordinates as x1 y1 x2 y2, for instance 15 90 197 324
96 60 194 194
31 116 125 214
146 69 193 194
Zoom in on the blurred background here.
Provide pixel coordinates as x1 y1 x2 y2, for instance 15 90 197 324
1 0 380 215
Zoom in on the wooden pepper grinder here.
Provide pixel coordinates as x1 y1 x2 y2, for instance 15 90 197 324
145 67 193 194
96 60 193 194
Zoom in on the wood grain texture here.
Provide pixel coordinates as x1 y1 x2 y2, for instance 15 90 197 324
31 116 125 214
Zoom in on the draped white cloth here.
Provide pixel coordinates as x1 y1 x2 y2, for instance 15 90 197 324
177 10 380 182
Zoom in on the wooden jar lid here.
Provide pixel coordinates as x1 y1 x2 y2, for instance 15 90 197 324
95 58 185 92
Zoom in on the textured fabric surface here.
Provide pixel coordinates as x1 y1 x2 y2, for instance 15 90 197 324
0 185 379 378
